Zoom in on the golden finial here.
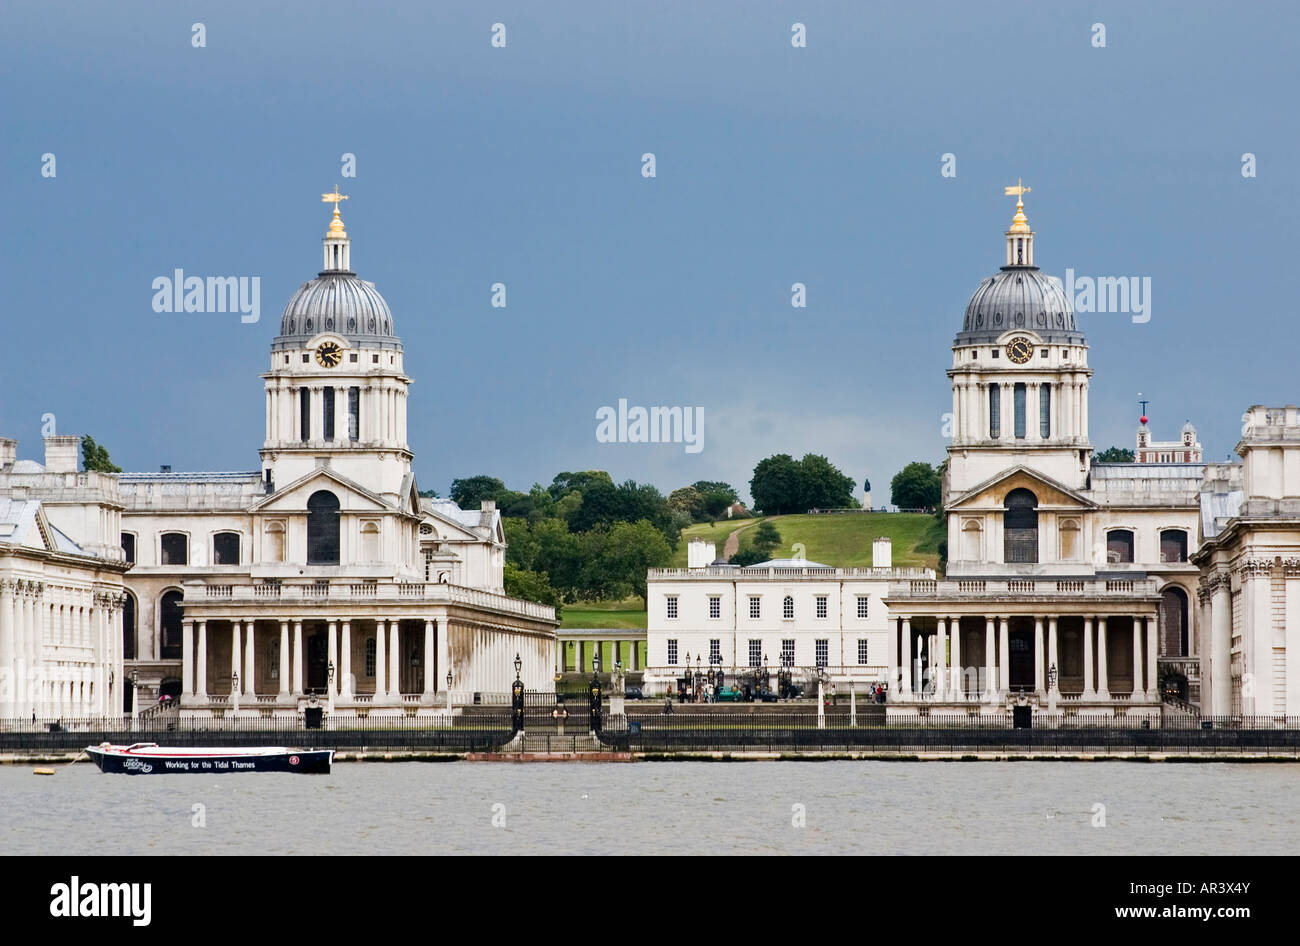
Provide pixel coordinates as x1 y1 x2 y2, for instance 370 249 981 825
1004 179 1031 233
322 186 349 236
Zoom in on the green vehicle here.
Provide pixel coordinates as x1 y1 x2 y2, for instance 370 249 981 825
715 686 744 702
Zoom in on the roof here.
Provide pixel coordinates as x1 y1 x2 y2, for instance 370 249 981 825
276 272 400 350
0 498 84 554
957 266 1083 345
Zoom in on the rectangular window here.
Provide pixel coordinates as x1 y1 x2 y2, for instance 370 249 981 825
816 595 828 619
748 640 762 668
365 638 376 677
989 385 1001 438
856 596 869 619
348 387 360 441
121 533 136 564
1013 382 1026 439
709 596 721 619
709 639 720 663
857 639 869 664
749 596 760 619
1039 384 1051 438
300 388 311 442
783 596 794 619
815 639 829 668
781 639 795 666
269 639 280 680
667 640 678 666
666 596 678 620
323 386 336 440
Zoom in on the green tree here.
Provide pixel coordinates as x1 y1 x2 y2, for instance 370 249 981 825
503 563 562 619
751 520 782 560
417 488 440 498
668 486 704 520
1096 446 1135 463
728 547 766 567
890 461 941 510
580 520 672 603
449 475 508 508
81 435 121 473
750 454 802 514
797 453 855 509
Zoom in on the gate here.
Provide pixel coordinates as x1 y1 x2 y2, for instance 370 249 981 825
523 690 591 732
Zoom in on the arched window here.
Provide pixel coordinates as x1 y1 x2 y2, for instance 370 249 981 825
213 532 241 565
783 596 794 620
307 491 341 564
1003 489 1038 563
160 590 184 659
160 532 188 565
122 592 137 660
1107 529 1135 564
1160 586 1189 657
1160 529 1188 563
361 521 380 562
961 520 983 561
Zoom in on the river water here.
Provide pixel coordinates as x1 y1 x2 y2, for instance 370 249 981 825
4 761 1297 855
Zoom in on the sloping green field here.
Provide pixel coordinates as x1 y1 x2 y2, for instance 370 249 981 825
676 512 943 570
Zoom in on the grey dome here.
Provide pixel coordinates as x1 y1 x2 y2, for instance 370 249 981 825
956 266 1081 344
275 272 400 350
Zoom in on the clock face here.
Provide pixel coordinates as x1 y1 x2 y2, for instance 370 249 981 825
1005 336 1034 364
315 342 343 368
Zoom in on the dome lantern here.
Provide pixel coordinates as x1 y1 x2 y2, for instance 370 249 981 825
321 185 351 273
1004 180 1034 267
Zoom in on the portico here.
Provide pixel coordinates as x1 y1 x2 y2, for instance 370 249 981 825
884 577 1161 715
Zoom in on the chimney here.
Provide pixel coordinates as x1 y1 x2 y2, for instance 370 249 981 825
44 435 81 474
480 499 496 512
688 538 716 569
872 537 892 569
0 438 16 470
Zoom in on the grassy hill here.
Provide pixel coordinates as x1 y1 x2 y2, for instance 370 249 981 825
673 512 944 570
560 512 943 629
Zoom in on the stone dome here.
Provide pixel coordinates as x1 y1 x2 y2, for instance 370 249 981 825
956 266 1081 345
275 272 400 351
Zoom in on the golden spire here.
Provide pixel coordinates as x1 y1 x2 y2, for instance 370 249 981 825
1004 179 1031 233
322 186 349 237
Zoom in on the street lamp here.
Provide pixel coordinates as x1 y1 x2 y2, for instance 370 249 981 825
514 652 522 681
1047 663 1058 692
445 669 453 712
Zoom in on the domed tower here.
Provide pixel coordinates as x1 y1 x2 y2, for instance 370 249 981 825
260 190 411 501
946 186 1093 497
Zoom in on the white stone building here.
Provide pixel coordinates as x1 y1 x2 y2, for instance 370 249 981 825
1192 406 1300 717
114 196 558 716
644 537 933 695
0 437 130 719
1136 417 1203 464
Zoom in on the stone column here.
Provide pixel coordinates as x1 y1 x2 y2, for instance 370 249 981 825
1145 615 1158 702
389 621 400 697
951 618 963 699
1096 617 1110 699
278 622 290 695
182 619 194 697
984 618 996 700
936 617 948 700
196 621 207 698
1131 618 1143 698
1083 616 1095 698
341 620 352 698
231 621 242 693
1047 617 1059 695
437 619 450 694
292 621 304 695
1210 583 1232 715
244 621 255 697
1031 617 1043 694
423 620 435 696
0 582 13 719
899 617 912 700
998 617 1010 695
375 620 387 697
327 620 338 697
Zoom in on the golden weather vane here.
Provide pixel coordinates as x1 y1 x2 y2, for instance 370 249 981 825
1003 179 1031 201
322 186 349 214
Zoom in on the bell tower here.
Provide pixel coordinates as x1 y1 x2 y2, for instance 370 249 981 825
260 190 412 502
946 185 1093 497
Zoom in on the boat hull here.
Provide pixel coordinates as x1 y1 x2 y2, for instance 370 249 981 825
86 745 333 775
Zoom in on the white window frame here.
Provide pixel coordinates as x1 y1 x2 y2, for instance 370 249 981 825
666 596 678 620
748 596 761 620
856 596 869 619
708 596 721 620
816 595 828 619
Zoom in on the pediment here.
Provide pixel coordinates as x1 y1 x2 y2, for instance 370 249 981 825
948 466 1096 510
250 467 396 514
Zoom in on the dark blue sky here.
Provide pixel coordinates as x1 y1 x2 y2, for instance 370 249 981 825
3 1 1295 503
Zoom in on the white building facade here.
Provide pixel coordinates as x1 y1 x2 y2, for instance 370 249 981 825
116 197 557 716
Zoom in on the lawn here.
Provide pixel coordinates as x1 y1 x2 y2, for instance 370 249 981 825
560 599 648 629
681 512 944 570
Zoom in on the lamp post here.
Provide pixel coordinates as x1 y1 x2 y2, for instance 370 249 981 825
327 660 336 713
511 652 525 735
514 652 523 682
1047 662 1059 714
816 666 827 729
446 669 453 712
230 669 239 714
131 669 139 721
